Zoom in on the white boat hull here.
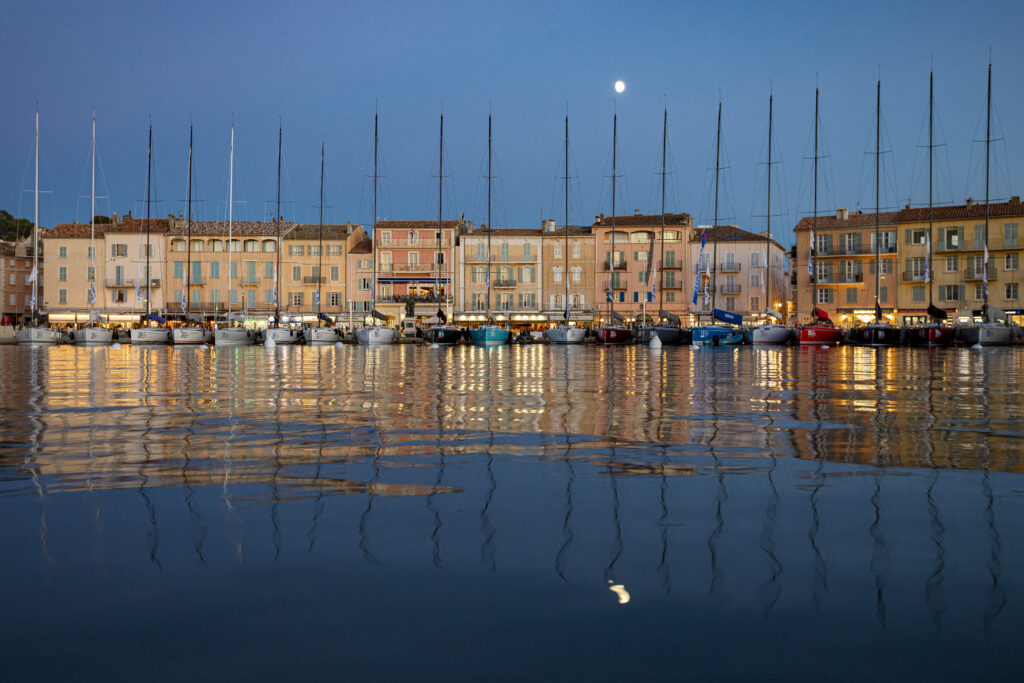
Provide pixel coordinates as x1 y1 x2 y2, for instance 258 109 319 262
307 327 341 344
130 327 170 344
0 327 17 344
16 327 63 345
172 327 207 345
751 325 791 345
73 327 114 346
214 327 254 346
978 323 1014 346
546 326 585 344
356 326 394 345
264 327 301 345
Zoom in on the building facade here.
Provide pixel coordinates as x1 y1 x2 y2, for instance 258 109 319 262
1 237 41 323
456 227 544 325
540 220 595 324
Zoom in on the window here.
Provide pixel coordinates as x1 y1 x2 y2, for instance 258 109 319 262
292 265 302 282
1005 253 1018 271
58 289 67 304
471 292 488 310
265 262 274 278
750 273 760 287
665 271 675 288
846 288 858 304
311 265 321 281
749 252 761 268
665 291 675 302
909 257 926 279
572 241 581 259
519 292 536 309
571 266 581 283
379 251 392 271
975 284 985 300
634 250 648 262
519 266 535 284
247 290 256 308
87 246 96 259
1005 223 1019 248
210 289 219 304
191 241 204 253
946 256 959 273
1007 283 1019 300
870 231 896 252
665 250 676 267
724 251 736 268
210 261 220 279
553 243 562 259
243 239 258 252
724 297 735 312
910 285 925 302
379 231 391 246
230 289 238 304
229 240 241 252
291 292 304 306
289 244 304 256
174 261 183 278
58 266 67 282
209 239 223 252
476 243 486 262
58 246 67 258
523 243 532 261
358 278 370 290
139 244 154 258
329 292 340 307
190 289 200 305
231 261 239 278
87 266 95 282
907 229 927 245
330 265 340 281
309 245 321 257
974 224 987 250
408 252 419 267
358 259 371 269
262 240 276 252
816 288 833 304
8 273 13 285
111 243 127 257
472 266 486 284
173 289 183 305
553 267 562 284
327 245 342 256
816 261 831 282
751 296 759 311
265 290 274 304
407 231 419 245
844 233 861 254
816 234 832 254
881 259 893 274
191 261 201 284
501 243 509 262
940 284 963 302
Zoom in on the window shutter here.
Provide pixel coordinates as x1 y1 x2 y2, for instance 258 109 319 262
905 229 912 244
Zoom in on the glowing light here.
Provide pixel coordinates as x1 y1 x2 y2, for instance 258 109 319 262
608 581 630 604
614 80 626 94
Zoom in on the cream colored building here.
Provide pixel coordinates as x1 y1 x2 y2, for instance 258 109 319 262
457 227 544 326
282 223 363 318
540 220 595 324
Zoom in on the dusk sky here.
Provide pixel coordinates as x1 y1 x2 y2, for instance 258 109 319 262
3 0 1022 247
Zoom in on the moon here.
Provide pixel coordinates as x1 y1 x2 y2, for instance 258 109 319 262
614 80 626 94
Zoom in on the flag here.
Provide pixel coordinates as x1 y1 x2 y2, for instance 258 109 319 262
704 255 711 306
315 285 320 307
181 287 187 311
136 264 143 301
924 233 931 284
648 260 657 302
692 229 707 305
761 249 768 294
983 245 989 297
88 282 96 305
27 265 37 284
808 230 815 276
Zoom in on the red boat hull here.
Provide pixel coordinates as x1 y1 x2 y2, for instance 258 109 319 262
799 324 843 345
907 324 955 346
596 326 633 345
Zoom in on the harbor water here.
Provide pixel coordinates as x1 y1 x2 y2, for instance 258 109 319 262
1 344 1023 680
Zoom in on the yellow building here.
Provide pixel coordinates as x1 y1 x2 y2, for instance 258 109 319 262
456 226 544 327
539 219 595 325
282 223 364 318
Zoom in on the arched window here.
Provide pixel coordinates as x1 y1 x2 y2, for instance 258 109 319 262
209 239 223 252
262 239 276 253
171 238 186 252
229 239 241 252
243 239 258 253
191 240 204 252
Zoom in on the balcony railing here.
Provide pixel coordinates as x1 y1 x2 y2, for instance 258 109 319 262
720 284 742 294
303 276 326 284
601 279 627 291
239 276 262 286
602 261 627 271
378 238 453 248
813 273 864 285
815 244 897 257
493 278 517 288
901 271 927 283
719 262 742 273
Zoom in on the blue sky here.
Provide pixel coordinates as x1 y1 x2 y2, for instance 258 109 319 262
3 0 1022 247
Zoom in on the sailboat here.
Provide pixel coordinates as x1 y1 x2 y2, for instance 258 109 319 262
752 94 791 345
595 112 632 345
171 124 208 344
215 123 254 346
356 112 395 345
692 101 744 346
425 113 463 345
799 87 843 346
74 112 113 345
849 80 900 346
647 109 684 345
130 125 170 344
468 115 511 346
307 142 342 344
16 109 62 345
263 123 301 345
962 63 1014 347
545 114 585 345
907 71 955 346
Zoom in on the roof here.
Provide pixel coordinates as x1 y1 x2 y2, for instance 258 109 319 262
349 237 372 254
594 212 690 227
794 211 899 232
170 221 296 237
286 224 354 240
689 224 785 250
104 218 171 234
542 227 593 237
376 220 462 231
895 200 1024 223
43 223 104 239
464 228 543 237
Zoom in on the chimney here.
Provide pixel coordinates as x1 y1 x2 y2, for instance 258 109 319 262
966 197 974 207
836 208 849 221
112 210 119 225
1011 196 1020 204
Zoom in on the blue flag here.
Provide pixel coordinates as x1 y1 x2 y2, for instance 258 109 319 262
692 229 707 305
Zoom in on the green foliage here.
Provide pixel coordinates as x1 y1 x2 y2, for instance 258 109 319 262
94 215 112 224
0 210 33 242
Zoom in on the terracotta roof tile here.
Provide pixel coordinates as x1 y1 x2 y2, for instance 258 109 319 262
105 218 171 234
43 224 103 239
170 221 295 236
895 200 1024 222
349 238 373 254
286 224 356 240
376 220 462 231
794 211 899 231
594 212 690 227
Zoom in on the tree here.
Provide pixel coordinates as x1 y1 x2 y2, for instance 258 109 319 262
94 215 111 224
0 210 33 242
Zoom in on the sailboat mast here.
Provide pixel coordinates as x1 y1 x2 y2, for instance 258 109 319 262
712 101 721 314
659 108 667 315
927 71 934 308
90 112 96 323
437 114 443 303
228 124 234 316
812 88 818 311
875 80 881 319
32 109 38 321
766 93 773 318
145 125 152 317
275 123 282 323
984 62 991 310
610 113 617 320
564 114 570 319
487 114 492 321
186 124 193 317
319 141 324 314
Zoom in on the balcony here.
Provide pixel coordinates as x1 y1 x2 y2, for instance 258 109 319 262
814 273 864 285
815 244 896 257
601 279 627 291
901 271 927 283
126 278 161 288
381 295 453 305
719 262 742 273
602 261 627 271
104 279 128 288
720 284 742 295
393 263 444 273
661 261 682 269
303 276 326 284
378 238 452 249
964 264 997 281
239 276 262 286
493 278 517 288
661 280 682 289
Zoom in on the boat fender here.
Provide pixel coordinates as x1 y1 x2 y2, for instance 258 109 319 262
111 342 122 349
430 343 440 348
335 341 344 348
971 343 983 350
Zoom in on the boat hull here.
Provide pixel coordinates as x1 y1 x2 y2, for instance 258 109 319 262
596 325 632 345
848 324 901 346
546 325 585 344
798 324 843 345
977 323 1014 346
306 327 341 344
752 325 792 345
214 327 254 346
0 327 18 344
355 326 394 345
426 326 463 345
130 327 170 344
907 324 955 346
264 327 302 345
172 327 207 345
691 325 743 346
15 327 63 345
469 326 510 346
73 327 114 346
